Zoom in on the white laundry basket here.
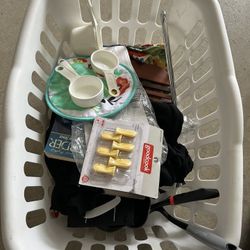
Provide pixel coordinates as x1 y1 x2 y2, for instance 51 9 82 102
1 0 243 249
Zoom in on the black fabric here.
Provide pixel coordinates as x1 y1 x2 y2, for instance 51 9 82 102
151 101 183 144
45 157 106 215
152 101 193 186
67 197 150 231
160 143 193 186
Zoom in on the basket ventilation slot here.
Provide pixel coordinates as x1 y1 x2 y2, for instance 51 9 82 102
26 209 46 228
40 31 57 58
151 30 163 44
65 241 82 250
134 227 148 241
24 186 45 202
135 28 147 45
93 228 106 241
151 225 168 239
114 228 127 242
137 244 152 250
174 205 192 221
91 244 105 250
115 245 128 250
198 165 220 180
160 240 178 250
138 0 153 23
185 21 204 49
25 137 43 155
119 27 130 44
46 14 63 42
25 114 44 134
100 0 112 21
35 51 52 76
198 141 220 159
194 210 218 229
190 38 209 65
28 92 46 115
32 71 46 93
120 0 133 21
102 27 112 45
24 162 44 177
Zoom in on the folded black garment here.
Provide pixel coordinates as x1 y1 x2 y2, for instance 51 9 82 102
152 101 193 186
160 143 194 186
45 157 104 216
151 101 183 144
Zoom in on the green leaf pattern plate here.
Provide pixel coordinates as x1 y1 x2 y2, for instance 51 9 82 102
45 57 138 121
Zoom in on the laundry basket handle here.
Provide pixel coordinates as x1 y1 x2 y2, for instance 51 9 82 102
86 0 103 49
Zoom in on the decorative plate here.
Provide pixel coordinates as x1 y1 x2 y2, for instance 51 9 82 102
45 57 138 121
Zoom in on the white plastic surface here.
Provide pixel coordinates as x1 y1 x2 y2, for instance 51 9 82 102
0 0 243 250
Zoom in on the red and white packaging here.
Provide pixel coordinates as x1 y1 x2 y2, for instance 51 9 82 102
79 117 163 199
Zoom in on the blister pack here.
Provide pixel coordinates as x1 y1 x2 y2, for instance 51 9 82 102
79 117 163 198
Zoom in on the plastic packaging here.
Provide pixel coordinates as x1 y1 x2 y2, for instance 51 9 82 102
178 116 198 145
114 82 168 162
71 75 168 172
79 118 142 193
79 117 164 198
70 122 87 172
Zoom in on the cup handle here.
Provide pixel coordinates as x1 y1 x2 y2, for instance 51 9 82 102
86 0 103 50
55 65 79 82
104 71 120 97
58 59 77 73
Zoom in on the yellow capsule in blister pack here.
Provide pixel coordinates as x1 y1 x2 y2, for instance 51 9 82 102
108 157 132 169
96 147 119 158
93 163 116 176
101 131 122 142
112 141 134 152
115 127 137 138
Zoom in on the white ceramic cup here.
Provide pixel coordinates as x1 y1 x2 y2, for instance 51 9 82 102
55 60 103 108
91 49 120 97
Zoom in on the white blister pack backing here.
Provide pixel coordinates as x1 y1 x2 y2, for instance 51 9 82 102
79 117 163 198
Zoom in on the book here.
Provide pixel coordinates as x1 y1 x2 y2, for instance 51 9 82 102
44 115 74 162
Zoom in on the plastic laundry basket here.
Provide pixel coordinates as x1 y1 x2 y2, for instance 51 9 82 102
1 0 243 249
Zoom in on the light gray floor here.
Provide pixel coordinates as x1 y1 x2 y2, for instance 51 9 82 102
0 0 249 249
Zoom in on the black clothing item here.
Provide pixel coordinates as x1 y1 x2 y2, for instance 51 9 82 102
152 101 193 186
67 197 150 231
151 101 183 145
160 143 193 186
45 157 105 216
